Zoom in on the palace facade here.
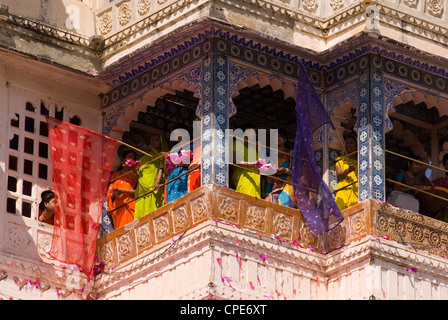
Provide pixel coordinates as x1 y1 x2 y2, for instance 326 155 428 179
1 0 448 300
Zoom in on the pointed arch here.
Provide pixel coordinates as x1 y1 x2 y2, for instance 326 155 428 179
106 79 200 142
387 89 448 183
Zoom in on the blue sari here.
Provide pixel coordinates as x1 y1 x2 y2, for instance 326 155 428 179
264 153 297 208
166 165 189 203
98 195 114 237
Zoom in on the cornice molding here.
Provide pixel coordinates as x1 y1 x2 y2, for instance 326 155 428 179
1 0 447 78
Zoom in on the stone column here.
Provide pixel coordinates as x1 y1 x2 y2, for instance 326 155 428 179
357 54 386 202
199 53 229 187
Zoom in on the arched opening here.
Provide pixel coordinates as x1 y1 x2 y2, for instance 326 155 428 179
100 85 201 234
386 92 448 220
229 78 297 203
106 79 200 170
130 90 199 144
119 89 200 162
230 82 297 135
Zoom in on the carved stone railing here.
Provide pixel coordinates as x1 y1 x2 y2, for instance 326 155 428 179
326 198 448 259
96 184 448 270
375 201 448 258
96 184 325 269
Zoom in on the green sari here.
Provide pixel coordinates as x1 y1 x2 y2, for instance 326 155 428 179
134 148 165 220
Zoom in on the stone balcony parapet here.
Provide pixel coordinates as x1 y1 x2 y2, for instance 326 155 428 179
96 183 316 269
3 183 448 299
95 183 448 273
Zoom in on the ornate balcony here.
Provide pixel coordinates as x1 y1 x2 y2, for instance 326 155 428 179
96 183 314 268
96 183 448 269
94 183 448 299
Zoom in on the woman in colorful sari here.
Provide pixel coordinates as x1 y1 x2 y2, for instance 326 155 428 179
264 130 297 208
165 148 190 203
432 153 448 188
188 143 201 192
388 153 429 213
230 128 261 198
188 119 202 192
334 133 358 211
107 149 138 228
134 134 166 220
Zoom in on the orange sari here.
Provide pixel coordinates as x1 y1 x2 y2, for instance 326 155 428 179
107 170 137 229
188 141 201 192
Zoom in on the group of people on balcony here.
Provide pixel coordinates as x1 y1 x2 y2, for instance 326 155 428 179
102 128 364 233
332 131 448 221
104 129 300 232
38 129 359 232
387 151 448 220
103 133 201 231
103 125 448 228
229 129 297 208
39 125 448 233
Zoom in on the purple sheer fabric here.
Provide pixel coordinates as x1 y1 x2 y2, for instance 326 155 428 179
291 63 344 235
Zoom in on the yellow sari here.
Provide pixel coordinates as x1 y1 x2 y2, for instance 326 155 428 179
334 156 358 210
231 140 261 198
134 148 165 220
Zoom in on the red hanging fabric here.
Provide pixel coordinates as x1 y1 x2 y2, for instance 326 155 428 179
46 116 117 278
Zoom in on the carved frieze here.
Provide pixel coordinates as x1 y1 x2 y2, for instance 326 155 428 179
153 213 171 242
375 203 448 257
191 197 208 224
136 222 152 251
98 12 113 35
118 2 132 26
330 0 344 10
302 0 318 12
219 197 239 222
117 233 134 261
426 0 444 16
403 0 418 7
173 205 189 232
7 225 32 253
98 240 117 267
137 0 151 15
348 210 368 239
325 223 346 250
299 220 317 247
37 233 53 260
246 206 267 232
273 212 292 239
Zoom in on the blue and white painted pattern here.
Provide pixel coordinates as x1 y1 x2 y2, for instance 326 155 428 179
199 52 230 187
213 53 229 186
200 54 214 186
357 55 385 202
